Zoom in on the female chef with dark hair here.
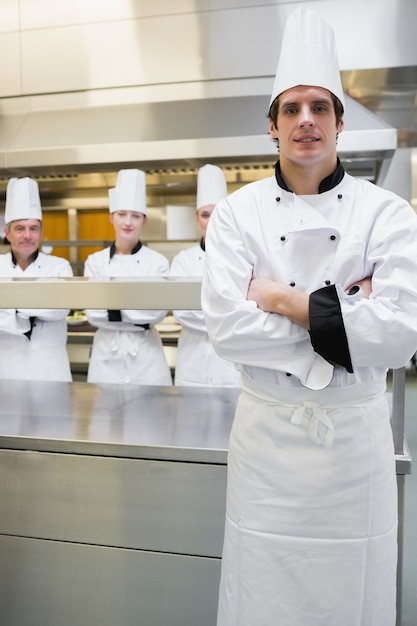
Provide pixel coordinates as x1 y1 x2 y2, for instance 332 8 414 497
84 169 172 385
202 7 417 626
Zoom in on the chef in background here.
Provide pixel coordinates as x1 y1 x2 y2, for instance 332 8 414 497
0 177 73 381
170 164 240 387
84 168 172 386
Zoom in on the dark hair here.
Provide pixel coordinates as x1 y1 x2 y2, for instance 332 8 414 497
268 91 344 129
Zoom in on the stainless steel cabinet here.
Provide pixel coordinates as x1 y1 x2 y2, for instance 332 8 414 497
0 381 238 626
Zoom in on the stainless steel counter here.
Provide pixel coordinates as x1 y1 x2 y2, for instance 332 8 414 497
0 381 239 626
0 379 238 463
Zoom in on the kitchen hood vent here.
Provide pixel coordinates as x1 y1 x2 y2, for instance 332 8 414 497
0 92 396 185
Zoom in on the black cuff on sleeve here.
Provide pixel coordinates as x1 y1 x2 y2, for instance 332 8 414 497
309 285 353 373
107 310 122 322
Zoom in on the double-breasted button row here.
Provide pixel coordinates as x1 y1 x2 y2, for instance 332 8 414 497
288 279 332 287
276 193 343 202
280 234 337 241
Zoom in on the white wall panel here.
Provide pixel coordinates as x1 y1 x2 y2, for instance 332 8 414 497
0 110 29 151
21 14 209 95
0 34 22 97
82 14 209 88
209 5 284 80
0 0 19 33
210 0 417 82
19 0 210 30
21 26 89 94
20 0 83 30
309 0 417 70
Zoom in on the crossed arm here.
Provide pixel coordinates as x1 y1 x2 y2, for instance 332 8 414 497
247 277 372 329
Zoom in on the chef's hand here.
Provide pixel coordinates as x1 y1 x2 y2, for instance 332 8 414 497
247 278 310 329
346 276 372 299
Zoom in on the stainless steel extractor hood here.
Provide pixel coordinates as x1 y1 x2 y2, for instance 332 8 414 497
0 91 396 185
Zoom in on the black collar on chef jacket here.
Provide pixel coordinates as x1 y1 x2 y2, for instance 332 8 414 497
109 240 142 259
11 249 39 268
275 158 345 194
107 240 149 329
200 238 205 252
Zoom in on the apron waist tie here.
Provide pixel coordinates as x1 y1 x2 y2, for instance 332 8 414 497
290 401 334 448
241 376 387 449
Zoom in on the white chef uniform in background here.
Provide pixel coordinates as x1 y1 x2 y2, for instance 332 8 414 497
84 169 172 386
202 7 417 626
0 177 73 382
170 164 240 387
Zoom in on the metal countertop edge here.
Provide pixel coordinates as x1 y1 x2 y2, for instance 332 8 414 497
0 434 410 472
0 435 229 465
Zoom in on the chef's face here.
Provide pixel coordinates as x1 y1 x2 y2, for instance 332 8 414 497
110 210 146 244
269 85 344 170
4 219 42 261
196 204 214 237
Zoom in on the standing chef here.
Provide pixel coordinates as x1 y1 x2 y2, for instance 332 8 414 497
202 7 417 626
84 168 172 386
0 177 73 382
170 164 240 387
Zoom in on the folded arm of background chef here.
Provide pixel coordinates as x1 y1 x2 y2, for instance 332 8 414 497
0 254 72 336
83 246 169 331
202 172 417 391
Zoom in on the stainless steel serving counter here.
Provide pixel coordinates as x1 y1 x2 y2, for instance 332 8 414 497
0 379 238 463
0 380 239 626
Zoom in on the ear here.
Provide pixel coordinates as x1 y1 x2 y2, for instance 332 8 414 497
109 213 114 224
269 119 279 139
337 118 344 134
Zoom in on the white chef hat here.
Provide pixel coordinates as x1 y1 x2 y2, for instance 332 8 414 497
269 6 345 111
5 177 42 224
196 164 227 211
108 168 147 215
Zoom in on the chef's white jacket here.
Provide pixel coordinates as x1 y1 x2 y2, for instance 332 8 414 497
203 165 417 626
202 170 417 390
84 243 172 385
170 242 240 387
0 250 73 382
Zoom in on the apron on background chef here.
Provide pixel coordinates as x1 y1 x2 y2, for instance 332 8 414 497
0 177 73 382
202 7 417 626
84 169 172 386
170 164 240 387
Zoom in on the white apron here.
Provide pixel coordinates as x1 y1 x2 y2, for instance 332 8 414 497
87 327 172 385
217 377 397 626
85 245 172 386
0 251 73 382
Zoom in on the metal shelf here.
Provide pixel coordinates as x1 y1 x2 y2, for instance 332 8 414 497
0 276 202 310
